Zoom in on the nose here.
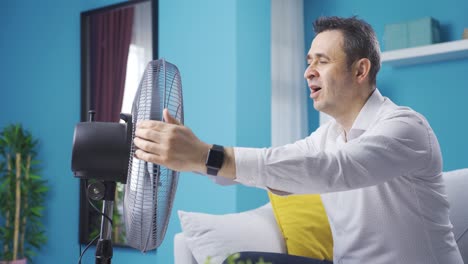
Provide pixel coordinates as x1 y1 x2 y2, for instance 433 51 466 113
304 64 318 80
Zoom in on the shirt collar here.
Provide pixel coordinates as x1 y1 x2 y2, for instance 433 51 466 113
337 88 385 141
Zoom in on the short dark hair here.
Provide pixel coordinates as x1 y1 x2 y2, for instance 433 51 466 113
313 16 381 86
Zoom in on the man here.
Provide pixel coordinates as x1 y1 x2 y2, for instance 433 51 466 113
133 16 463 264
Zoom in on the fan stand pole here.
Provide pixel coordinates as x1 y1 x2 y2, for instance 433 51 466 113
95 181 116 264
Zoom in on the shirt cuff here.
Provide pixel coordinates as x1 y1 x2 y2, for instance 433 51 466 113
207 175 238 186
233 147 265 188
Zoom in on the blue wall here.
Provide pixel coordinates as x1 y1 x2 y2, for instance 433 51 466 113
235 0 271 213
1 0 86 263
304 0 468 171
0 0 271 263
158 0 239 263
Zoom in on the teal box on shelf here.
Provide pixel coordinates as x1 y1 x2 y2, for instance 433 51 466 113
408 17 440 47
384 22 408 50
384 17 441 51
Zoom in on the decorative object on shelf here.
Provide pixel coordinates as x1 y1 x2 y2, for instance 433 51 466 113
463 29 468 39
384 17 440 51
0 124 48 263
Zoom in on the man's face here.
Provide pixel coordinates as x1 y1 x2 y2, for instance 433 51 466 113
304 30 357 118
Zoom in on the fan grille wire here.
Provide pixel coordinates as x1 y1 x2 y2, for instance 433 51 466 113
124 59 183 252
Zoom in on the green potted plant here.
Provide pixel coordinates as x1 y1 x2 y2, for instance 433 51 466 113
0 124 48 263
204 254 273 264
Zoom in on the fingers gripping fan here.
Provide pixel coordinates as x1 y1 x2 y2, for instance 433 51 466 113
125 59 184 251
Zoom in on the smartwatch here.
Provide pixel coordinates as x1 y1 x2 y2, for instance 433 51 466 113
205 144 225 176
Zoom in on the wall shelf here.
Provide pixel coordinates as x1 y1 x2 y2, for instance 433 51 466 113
381 39 468 66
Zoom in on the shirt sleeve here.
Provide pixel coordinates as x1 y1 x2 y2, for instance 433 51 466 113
234 110 439 194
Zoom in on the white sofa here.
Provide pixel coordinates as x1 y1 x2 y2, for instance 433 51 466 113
174 169 468 264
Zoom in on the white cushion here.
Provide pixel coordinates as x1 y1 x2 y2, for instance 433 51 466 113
178 203 286 264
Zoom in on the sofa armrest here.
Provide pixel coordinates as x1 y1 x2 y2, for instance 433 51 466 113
444 169 468 263
174 232 197 264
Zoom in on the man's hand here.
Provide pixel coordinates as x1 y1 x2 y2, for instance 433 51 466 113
134 109 210 173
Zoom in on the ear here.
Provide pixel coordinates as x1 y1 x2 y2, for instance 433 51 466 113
353 58 371 84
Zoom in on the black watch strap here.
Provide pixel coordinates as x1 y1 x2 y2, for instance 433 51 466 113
206 144 225 176
207 167 219 176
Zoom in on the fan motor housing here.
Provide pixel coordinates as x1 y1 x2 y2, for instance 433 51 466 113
71 122 130 183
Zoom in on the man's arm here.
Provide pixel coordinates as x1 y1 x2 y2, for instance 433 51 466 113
232 110 437 194
134 109 436 195
133 109 237 180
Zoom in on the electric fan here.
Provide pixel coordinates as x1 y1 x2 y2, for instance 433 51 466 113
71 59 183 263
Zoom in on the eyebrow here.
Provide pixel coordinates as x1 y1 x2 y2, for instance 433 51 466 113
306 53 331 61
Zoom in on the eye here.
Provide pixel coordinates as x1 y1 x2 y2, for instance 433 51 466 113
318 60 328 64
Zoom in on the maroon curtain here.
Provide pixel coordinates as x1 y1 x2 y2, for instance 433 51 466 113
90 7 134 122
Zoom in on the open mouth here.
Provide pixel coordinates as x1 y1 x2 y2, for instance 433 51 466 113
309 85 321 99
310 86 322 93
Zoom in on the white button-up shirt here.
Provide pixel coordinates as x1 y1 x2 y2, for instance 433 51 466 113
233 89 463 264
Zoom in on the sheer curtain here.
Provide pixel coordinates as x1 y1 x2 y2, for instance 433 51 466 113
121 1 153 114
271 0 308 147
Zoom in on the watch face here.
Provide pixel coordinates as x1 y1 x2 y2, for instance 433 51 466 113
206 148 224 169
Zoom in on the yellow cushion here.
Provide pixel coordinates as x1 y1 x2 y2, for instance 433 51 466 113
268 191 333 261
